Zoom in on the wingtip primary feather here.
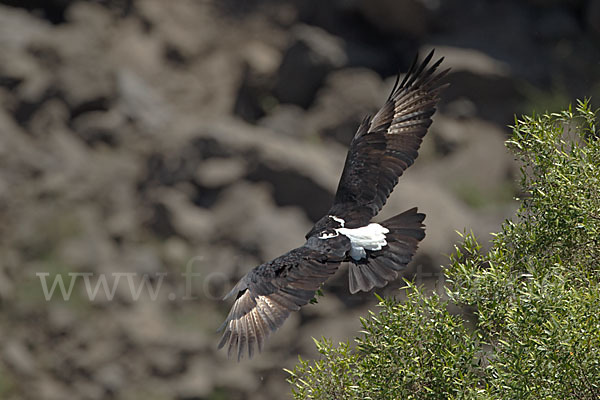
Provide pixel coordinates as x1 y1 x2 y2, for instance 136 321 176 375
388 49 446 104
398 50 422 89
387 70 402 102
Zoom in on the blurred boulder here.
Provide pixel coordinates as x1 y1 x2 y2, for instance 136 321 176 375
242 40 282 76
357 0 436 38
47 304 76 334
525 0 584 6
424 45 511 77
28 98 69 137
116 69 170 134
0 0 132 24
48 3 117 113
274 24 348 108
3 340 36 376
33 375 71 400
94 363 126 394
71 109 125 147
232 39 282 123
136 0 217 60
257 103 307 138
233 63 273 122
0 265 15 301
175 358 215 399
212 182 310 260
0 5 50 49
534 8 581 41
73 380 104 400
586 0 600 37
0 6 52 111
123 245 163 275
213 361 260 394
195 157 246 188
148 187 214 242
147 346 185 378
192 119 343 220
0 0 74 24
429 114 472 156
422 45 522 125
424 117 516 202
56 61 114 116
306 67 383 144
298 307 366 354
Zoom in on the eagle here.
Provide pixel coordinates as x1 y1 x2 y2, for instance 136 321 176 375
218 50 448 360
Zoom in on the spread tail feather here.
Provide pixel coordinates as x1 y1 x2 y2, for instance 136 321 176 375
348 207 425 294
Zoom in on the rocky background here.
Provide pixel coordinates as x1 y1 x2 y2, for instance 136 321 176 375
0 0 598 399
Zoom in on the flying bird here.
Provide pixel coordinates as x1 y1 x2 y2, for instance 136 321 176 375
218 50 448 360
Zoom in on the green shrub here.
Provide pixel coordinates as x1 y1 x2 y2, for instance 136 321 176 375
287 100 600 399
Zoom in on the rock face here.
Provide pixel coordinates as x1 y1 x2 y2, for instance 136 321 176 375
0 0 597 399
273 24 348 108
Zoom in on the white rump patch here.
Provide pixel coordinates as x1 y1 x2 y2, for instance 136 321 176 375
337 223 389 261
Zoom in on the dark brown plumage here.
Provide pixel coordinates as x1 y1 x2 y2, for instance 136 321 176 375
218 50 447 360
308 50 449 234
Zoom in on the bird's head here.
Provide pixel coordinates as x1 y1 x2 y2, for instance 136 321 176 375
305 215 345 239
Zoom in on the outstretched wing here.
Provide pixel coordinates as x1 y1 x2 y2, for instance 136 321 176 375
317 50 448 231
218 235 349 360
